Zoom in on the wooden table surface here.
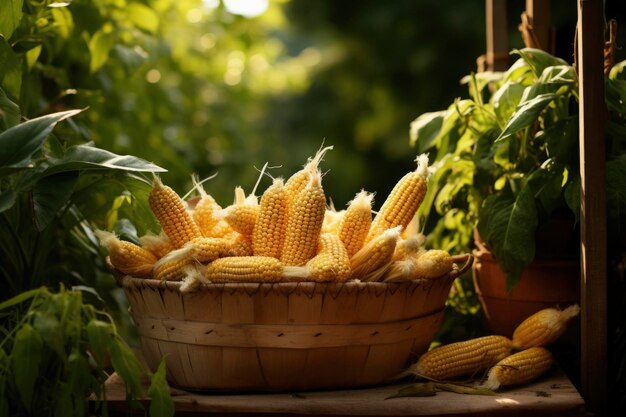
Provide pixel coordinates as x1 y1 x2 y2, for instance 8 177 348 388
101 369 585 416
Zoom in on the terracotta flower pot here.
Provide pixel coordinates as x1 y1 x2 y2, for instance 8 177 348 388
472 228 580 337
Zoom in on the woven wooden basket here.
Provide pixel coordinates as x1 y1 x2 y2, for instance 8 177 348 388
113 254 472 392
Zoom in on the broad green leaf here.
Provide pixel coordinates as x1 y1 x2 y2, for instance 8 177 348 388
32 171 78 231
385 383 436 399
539 65 577 85
25 45 42 71
0 36 22 98
478 186 538 291
609 59 626 80
45 144 166 175
492 81 525 123
0 109 82 167
512 48 569 79
505 57 532 82
111 340 144 398
0 190 16 214
434 382 498 396
86 319 113 367
53 382 73 417
148 360 174 417
0 87 20 130
67 351 91 417
0 288 41 311
409 110 444 151
89 25 116 73
114 44 149 72
112 218 140 244
605 78 626 116
51 6 74 39
473 129 501 187
0 0 24 39
460 71 504 95
11 324 43 412
542 117 578 165
527 164 564 215
496 93 557 142
126 3 160 34
33 312 64 358
564 176 580 224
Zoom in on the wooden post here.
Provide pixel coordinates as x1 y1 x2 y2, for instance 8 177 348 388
485 0 508 71
577 0 607 414
526 0 551 50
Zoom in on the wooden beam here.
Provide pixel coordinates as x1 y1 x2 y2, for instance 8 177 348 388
577 0 607 414
526 0 551 50
485 0 508 71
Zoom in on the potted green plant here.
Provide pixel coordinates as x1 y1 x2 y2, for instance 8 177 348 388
410 48 626 336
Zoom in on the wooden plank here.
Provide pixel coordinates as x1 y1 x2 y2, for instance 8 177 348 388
485 0 508 71
577 0 607 414
526 0 551 51
102 369 585 416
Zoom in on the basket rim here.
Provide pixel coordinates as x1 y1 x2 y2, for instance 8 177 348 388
108 253 473 292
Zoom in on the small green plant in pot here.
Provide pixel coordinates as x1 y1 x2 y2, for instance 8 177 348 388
411 48 625 336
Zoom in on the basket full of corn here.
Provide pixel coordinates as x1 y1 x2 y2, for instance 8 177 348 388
100 147 472 392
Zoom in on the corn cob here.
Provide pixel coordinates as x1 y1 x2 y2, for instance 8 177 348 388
366 154 429 242
208 220 237 239
203 256 283 283
96 231 157 277
149 177 202 248
484 347 554 390
350 226 402 281
285 146 332 213
321 208 345 235
392 234 426 261
337 191 373 257
227 233 254 257
215 186 259 237
413 249 453 279
410 335 512 381
281 170 326 266
139 232 174 260
512 305 580 350
284 233 351 282
191 175 221 236
152 247 193 281
253 178 288 258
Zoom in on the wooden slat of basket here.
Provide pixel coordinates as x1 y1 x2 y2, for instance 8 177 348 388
257 348 309 390
184 344 224 387
140 337 162 372
135 313 438 349
221 347 266 389
176 343 200 387
378 286 408 322
141 286 169 318
357 340 414 386
303 346 350 388
353 287 386 324
161 288 185 320
253 288 289 324
221 288 255 323
287 290 323 324
319 287 359 324
157 340 187 387
337 345 371 387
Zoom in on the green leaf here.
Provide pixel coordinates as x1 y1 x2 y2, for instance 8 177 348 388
385 383 436 399
409 110 445 151
433 382 498 396
0 87 20 131
51 6 74 39
539 65 577 85
25 44 41 71
148 360 174 417
112 218 140 244
527 164 564 215
605 78 626 116
53 382 73 417
86 319 113 367
0 0 24 39
0 36 22 98
126 3 160 34
32 312 64 358
478 186 538 291
89 25 116 73
32 171 78 231
504 57 532 82
0 190 16 214
564 175 580 224
542 117 578 165
0 288 41 311
492 81 525 124
110 339 144 398
512 48 569 79
609 59 626 80
45 144 166 175
0 109 82 167
496 93 557 142
11 324 43 412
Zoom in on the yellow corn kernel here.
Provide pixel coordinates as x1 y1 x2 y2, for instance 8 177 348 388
215 186 259 237
512 305 580 350
96 231 157 277
485 347 554 390
253 178 288 258
227 233 254 257
203 256 283 283
321 208 345 235
350 226 401 281
152 247 193 281
208 220 236 239
285 146 333 213
337 191 373 257
366 154 429 242
392 234 426 261
192 195 220 237
411 335 513 381
139 232 174 260
284 233 351 282
281 170 326 266
187 236 232 263
413 249 453 279
149 177 202 248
